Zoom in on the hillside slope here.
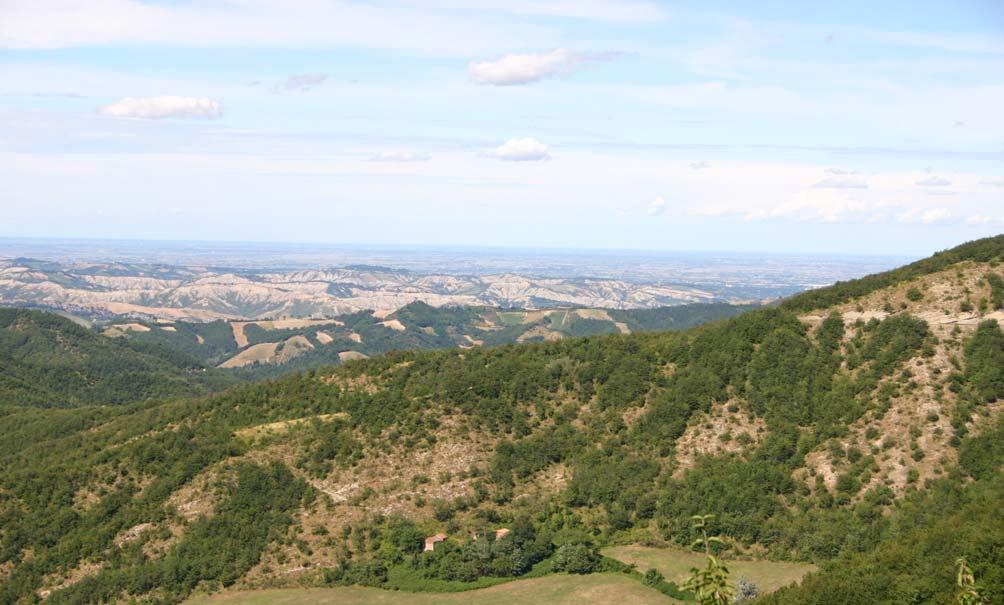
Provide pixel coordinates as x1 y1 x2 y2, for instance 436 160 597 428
1 236 1003 604
0 308 237 407
104 301 756 374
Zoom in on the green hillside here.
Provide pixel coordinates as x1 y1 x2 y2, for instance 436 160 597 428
781 234 1004 312
0 308 237 407
1 237 1003 604
105 301 757 377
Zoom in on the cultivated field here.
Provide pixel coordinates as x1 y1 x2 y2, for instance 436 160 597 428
603 545 815 595
184 573 673 605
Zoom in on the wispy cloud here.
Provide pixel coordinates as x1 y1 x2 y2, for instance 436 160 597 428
410 0 665 23
648 196 666 216
370 150 431 162
897 208 953 224
285 73 328 91
966 215 1004 225
0 0 549 55
813 176 868 189
98 96 222 120
915 176 951 187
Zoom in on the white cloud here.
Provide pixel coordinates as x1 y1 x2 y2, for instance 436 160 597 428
98 96 222 119
915 176 952 187
980 178 1004 188
920 209 952 223
897 207 953 224
493 138 551 161
285 73 328 91
0 0 549 56
370 150 431 162
470 49 583 85
648 196 666 215
407 0 665 23
689 160 710 170
966 215 1003 225
745 189 871 223
813 176 868 189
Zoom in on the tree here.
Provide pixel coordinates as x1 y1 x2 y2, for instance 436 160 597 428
682 515 733 605
552 543 600 574
956 558 987 605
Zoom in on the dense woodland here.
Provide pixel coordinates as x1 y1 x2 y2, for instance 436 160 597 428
0 309 236 407
1 237 1003 604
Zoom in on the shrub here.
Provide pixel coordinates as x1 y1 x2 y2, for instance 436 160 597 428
552 544 601 574
735 577 760 602
644 568 665 586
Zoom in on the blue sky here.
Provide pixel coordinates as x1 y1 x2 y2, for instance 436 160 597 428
1 0 1003 256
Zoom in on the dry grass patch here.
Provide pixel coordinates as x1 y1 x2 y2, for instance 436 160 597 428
674 399 766 475
230 322 249 348
37 559 106 601
604 545 815 596
379 319 407 331
186 573 673 605
516 325 564 343
218 342 280 368
101 322 151 337
235 413 350 441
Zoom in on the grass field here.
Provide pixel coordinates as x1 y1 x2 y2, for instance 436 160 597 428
603 545 815 595
183 548 814 605
184 573 674 605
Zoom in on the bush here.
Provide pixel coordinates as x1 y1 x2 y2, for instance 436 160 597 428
644 567 665 586
552 544 601 574
735 577 760 602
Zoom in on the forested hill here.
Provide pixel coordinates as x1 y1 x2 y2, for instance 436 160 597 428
0 308 237 407
99 301 758 376
1 236 1003 604
781 234 1004 312
0 302 755 405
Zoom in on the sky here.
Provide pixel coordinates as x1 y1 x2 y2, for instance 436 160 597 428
2 0 1003 256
